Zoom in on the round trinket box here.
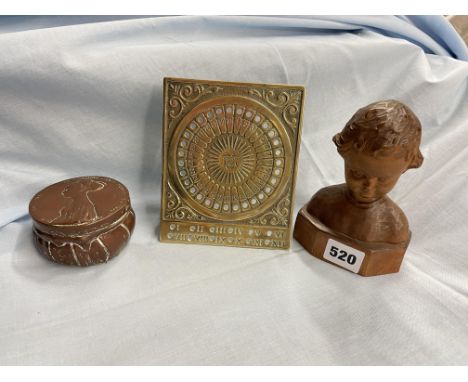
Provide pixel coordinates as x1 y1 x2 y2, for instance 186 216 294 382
29 176 135 266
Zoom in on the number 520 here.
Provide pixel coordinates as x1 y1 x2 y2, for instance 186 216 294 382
329 246 357 265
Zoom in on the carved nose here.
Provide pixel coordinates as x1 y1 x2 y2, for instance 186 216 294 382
363 177 378 189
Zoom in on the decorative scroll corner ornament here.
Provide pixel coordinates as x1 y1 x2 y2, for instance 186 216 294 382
164 181 206 221
168 82 223 122
249 195 291 227
248 88 302 130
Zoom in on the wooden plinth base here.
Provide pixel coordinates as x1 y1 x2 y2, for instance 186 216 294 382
293 205 410 276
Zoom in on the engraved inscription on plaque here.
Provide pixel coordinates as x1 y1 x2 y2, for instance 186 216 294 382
161 78 305 249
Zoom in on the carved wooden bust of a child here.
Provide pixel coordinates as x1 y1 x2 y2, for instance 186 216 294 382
294 100 423 276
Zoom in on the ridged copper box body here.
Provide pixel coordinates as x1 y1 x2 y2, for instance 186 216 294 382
29 176 135 266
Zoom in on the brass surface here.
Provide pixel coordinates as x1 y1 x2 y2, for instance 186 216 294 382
160 78 305 249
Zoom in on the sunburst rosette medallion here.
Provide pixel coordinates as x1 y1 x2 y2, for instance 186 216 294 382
161 78 304 249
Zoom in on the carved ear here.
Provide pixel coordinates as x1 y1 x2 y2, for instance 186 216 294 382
333 133 347 158
408 150 424 169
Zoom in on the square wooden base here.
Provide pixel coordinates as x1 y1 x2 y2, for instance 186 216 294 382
293 205 410 276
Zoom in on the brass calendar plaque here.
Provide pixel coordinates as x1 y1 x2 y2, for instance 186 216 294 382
160 77 305 249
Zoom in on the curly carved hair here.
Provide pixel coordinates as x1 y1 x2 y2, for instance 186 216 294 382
333 100 423 169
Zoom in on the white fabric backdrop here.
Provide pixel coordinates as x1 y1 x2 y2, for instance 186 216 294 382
1 16 468 365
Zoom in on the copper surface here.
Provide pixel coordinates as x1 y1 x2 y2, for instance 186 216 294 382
29 176 135 266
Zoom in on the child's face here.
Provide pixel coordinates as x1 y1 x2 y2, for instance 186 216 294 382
342 149 410 203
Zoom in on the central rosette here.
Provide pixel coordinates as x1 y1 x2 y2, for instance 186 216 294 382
206 134 256 185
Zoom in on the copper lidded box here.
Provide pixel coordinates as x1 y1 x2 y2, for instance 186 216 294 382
29 176 135 266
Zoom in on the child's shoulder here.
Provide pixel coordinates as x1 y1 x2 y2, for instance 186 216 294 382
378 197 410 243
306 184 347 216
311 184 347 204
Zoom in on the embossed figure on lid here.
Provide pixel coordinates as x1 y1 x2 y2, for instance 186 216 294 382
30 176 130 228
